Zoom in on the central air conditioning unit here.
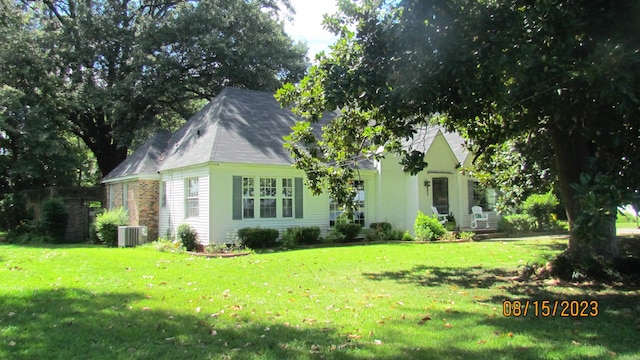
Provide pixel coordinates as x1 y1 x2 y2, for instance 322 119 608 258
118 226 148 247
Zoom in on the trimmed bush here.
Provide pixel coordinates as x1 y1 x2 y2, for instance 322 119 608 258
324 229 345 243
177 224 198 251
282 226 321 247
94 207 128 247
237 227 279 249
335 223 362 242
522 192 559 230
497 214 537 233
401 230 414 241
414 211 446 241
41 198 68 243
369 222 392 232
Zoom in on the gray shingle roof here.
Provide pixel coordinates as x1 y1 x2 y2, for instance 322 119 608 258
160 87 313 170
102 131 172 181
106 88 470 182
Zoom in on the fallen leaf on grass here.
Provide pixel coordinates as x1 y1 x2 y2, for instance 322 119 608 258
417 316 432 325
444 323 453 329
211 330 217 336
347 334 362 339
477 340 486 344
374 340 383 346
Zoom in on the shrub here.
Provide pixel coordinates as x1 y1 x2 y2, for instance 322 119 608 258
497 214 537 233
148 237 184 253
459 231 475 241
369 222 392 232
414 211 446 241
94 207 128 247
0 193 32 231
41 198 68 243
401 230 414 241
282 226 321 247
324 229 345 243
177 224 199 251
522 192 559 230
237 227 279 249
384 228 406 240
335 223 362 242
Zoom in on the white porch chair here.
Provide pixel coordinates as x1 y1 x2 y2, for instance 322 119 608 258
431 206 448 225
471 206 490 229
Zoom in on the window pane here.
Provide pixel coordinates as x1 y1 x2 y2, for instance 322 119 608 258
282 198 293 218
186 198 199 217
260 198 276 218
243 199 254 218
243 178 254 197
188 178 198 197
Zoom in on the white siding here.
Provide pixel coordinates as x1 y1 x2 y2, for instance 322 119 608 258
159 167 210 244
204 163 379 245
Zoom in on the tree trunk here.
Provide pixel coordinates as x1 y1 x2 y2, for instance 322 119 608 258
550 126 589 254
550 126 618 258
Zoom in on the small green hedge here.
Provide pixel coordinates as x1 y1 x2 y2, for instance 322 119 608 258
522 192 559 230
497 214 537 233
238 227 279 249
282 226 321 247
94 207 128 247
369 222 392 232
41 198 68 243
177 224 198 251
414 211 446 241
335 223 362 242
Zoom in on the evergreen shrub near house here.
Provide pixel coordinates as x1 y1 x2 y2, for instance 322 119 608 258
414 211 446 241
324 229 345 243
497 214 537 233
177 224 199 251
282 226 321 247
522 192 560 230
41 198 68 243
369 222 392 233
94 207 128 247
237 227 279 249
335 223 362 242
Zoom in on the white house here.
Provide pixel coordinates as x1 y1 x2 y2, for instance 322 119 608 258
102 87 498 244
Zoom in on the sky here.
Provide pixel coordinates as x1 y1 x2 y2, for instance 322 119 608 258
284 0 339 61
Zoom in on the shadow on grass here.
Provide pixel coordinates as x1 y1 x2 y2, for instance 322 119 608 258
0 288 382 360
363 265 518 289
5 289 636 360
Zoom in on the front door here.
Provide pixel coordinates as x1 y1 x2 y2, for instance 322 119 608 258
432 177 449 214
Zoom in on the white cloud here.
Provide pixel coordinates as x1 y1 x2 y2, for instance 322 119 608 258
285 0 338 61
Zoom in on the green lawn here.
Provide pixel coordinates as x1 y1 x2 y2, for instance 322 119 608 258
1 240 639 359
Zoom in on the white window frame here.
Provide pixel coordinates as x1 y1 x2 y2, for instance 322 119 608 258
239 176 294 219
185 178 199 218
242 177 255 219
282 178 293 218
259 177 277 218
160 181 167 208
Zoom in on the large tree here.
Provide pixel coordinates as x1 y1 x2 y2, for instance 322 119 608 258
1 0 308 176
277 0 640 259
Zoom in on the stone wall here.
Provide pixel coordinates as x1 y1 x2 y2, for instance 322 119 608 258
25 187 104 242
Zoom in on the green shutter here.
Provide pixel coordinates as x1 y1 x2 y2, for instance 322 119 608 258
232 176 242 220
294 177 304 219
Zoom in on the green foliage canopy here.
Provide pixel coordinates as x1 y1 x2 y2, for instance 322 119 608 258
277 0 640 257
1 0 308 177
